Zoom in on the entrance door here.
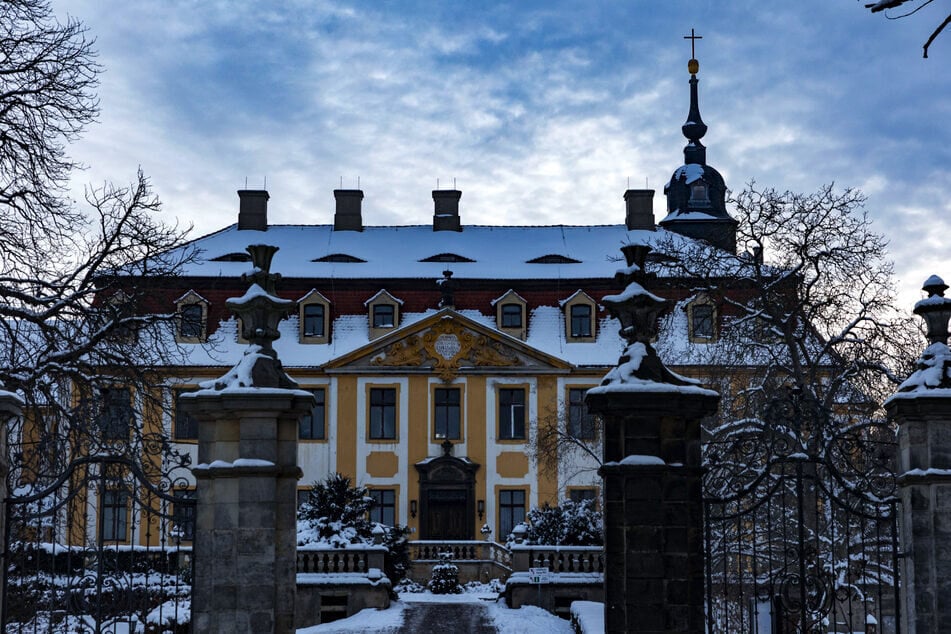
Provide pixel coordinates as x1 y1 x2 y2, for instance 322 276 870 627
426 488 468 539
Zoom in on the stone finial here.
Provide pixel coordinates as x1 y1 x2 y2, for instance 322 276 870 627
597 243 700 388
215 244 299 389
914 274 951 345
438 270 455 309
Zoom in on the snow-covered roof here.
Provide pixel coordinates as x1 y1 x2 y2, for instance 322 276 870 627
170 224 692 281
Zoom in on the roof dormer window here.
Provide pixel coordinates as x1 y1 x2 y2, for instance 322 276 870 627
365 290 402 340
174 291 209 344
561 290 597 343
299 289 331 344
687 295 718 343
492 290 528 340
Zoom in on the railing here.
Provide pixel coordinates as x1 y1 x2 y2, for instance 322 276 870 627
509 545 604 573
296 545 387 574
408 540 512 569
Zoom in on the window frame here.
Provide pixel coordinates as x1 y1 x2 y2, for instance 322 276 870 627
368 488 397 526
100 488 130 542
99 387 132 441
567 486 599 508
174 291 208 343
562 290 597 342
498 488 527 538
368 386 398 441
498 387 526 441
688 300 717 342
171 488 196 542
173 387 198 442
500 303 523 328
570 304 592 338
433 386 462 440
303 303 325 337
567 387 597 440
299 388 327 441
299 290 331 344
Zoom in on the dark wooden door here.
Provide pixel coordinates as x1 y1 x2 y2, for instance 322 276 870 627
426 488 468 539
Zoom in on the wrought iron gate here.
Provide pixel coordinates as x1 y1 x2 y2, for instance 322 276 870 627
2 432 194 633
703 388 901 633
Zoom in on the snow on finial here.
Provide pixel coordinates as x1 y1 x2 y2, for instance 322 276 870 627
915 274 951 346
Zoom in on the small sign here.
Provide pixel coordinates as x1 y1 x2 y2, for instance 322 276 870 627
528 567 551 584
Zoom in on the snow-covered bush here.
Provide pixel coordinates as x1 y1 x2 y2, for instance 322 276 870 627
427 552 462 594
522 498 603 546
297 472 411 582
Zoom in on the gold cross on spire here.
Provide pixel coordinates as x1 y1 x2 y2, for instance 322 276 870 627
684 28 702 59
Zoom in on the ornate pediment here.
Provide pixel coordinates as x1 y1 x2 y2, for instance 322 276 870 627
324 310 571 380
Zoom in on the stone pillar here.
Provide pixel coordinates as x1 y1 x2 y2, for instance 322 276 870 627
586 243 718 634
185 391 312 634
181 244 314 634
0 388 22 624
886 275 951 634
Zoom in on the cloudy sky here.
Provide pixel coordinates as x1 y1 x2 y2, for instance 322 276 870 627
55 1 948 307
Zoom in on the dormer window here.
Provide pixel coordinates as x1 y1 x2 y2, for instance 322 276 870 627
570 304 592 338
365 290 402 339
492 290 528 340
299 290 331 344
501 304 522 328
373 304 395 328
180 305 203 339
561 290 597 342
687 296 718 343
175 291 209 343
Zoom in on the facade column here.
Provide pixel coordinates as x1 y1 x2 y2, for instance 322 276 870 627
886 275 951 634
182 244 314 634
585 244 718 634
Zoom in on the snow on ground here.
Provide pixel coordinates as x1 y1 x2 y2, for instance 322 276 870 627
296 589 574 633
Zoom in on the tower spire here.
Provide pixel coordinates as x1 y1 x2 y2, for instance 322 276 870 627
682 29 707 165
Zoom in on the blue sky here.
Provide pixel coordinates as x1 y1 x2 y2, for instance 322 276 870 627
56 1 948 307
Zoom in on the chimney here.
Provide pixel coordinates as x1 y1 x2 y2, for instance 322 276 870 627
433 189 462 232
624 189 655 231
237 190 269 231
333 189 364 232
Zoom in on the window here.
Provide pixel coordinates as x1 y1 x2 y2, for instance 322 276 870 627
300 388 326 440
498 388 525 440
501 304 522 328
690 183 710 206
570 304 592 338
99 388 132 441
499 489 526 538
691 304 715 340
434 388 461 440
179 304 203 339
173 388 198 440
369 489 396 526
101 489 129 542
569 488 598 505
172 489 196 541
373 304 395 328
568 388 596 440
303 304 324 337
369 388 397 440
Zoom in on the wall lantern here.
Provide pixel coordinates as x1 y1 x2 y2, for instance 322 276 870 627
477 499 485 521
410 500 417 519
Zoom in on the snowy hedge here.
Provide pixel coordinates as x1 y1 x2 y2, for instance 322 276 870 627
520 499 603 546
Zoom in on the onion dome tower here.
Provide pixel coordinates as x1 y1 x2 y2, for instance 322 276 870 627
659 39 738 253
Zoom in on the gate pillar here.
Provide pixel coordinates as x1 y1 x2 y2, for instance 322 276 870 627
586 244 718 634
181 245 314 634
886 275 951 634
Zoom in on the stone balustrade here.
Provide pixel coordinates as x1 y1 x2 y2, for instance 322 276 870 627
509 545 604 574
296 545 386 574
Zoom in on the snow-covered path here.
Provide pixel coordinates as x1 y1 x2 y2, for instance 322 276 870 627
401 602 495 633
298 593 575 634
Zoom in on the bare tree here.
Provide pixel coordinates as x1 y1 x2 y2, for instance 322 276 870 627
658 182 917 420
0 0 195 483
861 0 950 57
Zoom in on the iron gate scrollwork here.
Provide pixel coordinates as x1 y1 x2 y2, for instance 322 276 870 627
703 387 901 633
2 429 195 633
